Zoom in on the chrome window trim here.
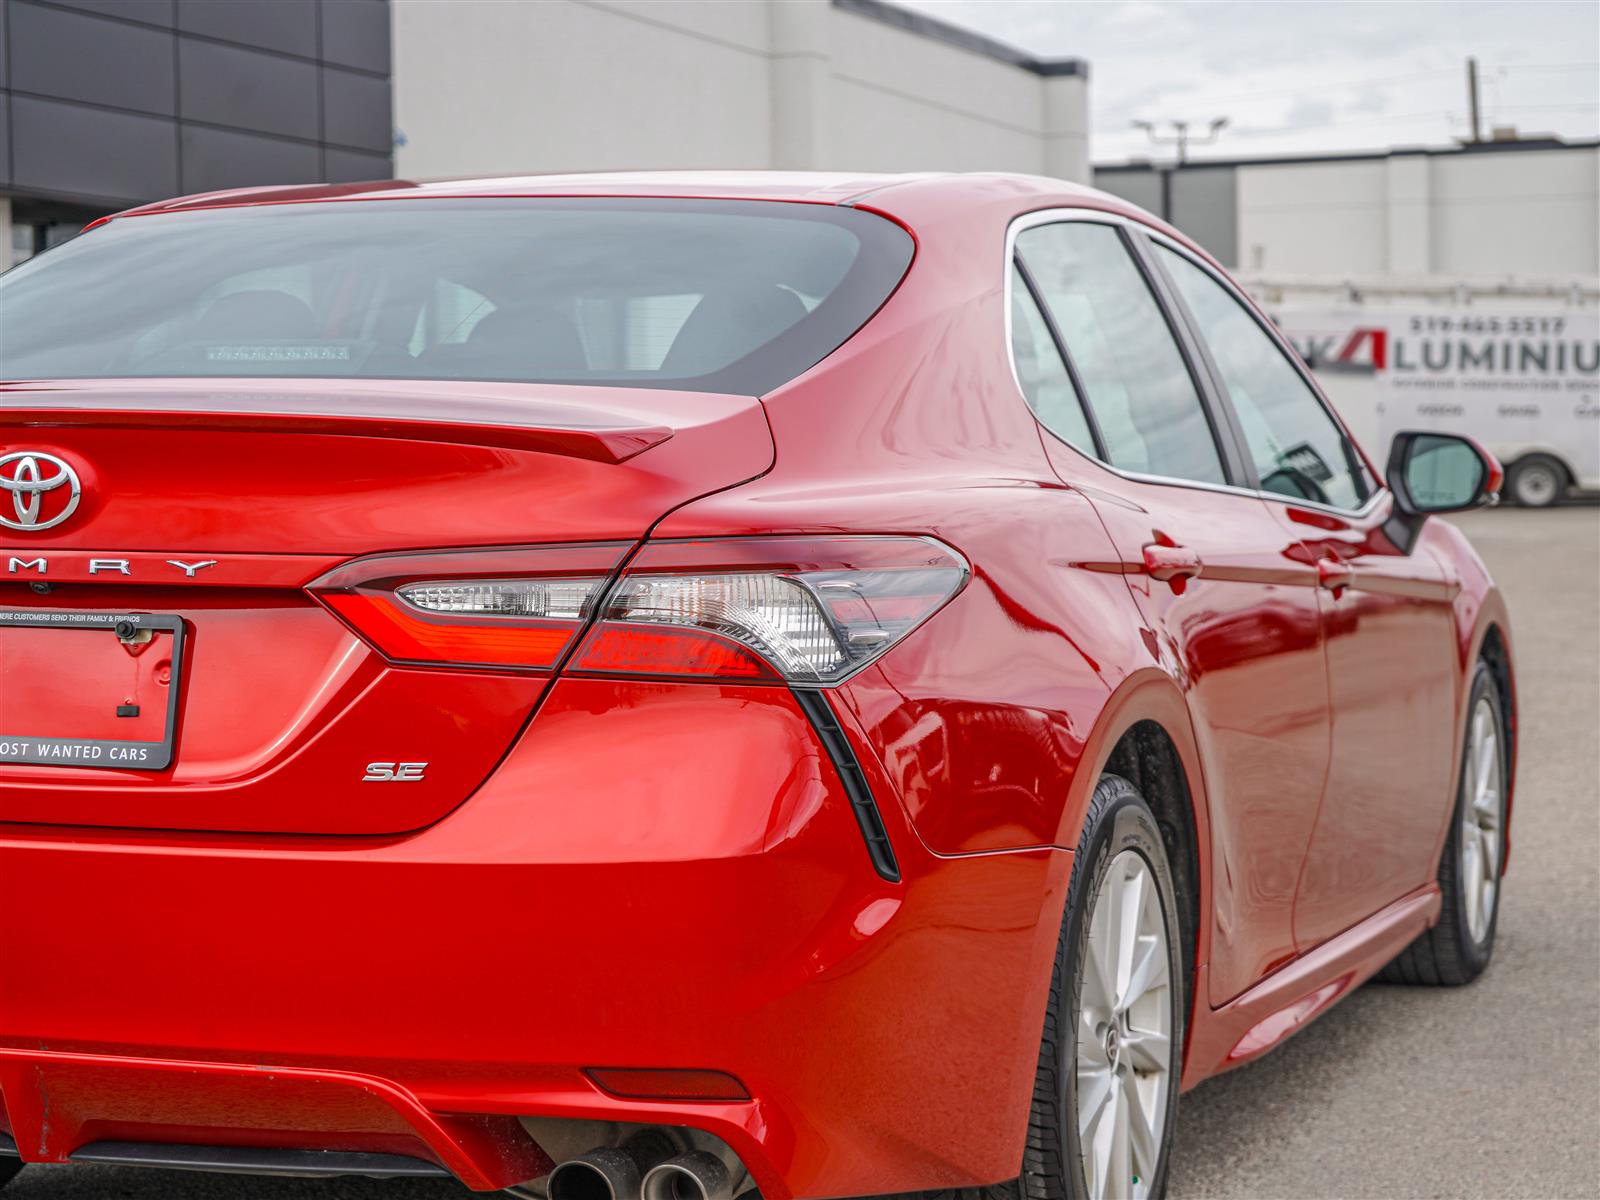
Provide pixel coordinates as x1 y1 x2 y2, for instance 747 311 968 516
1003 205 1388 522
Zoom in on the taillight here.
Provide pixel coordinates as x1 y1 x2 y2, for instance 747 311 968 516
310 536 966 683
569 535 967 685
309 545 629 671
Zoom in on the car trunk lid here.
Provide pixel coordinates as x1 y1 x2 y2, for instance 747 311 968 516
0 378 773 834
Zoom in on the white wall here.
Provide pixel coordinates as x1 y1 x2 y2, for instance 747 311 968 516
1235 146 1600 280
1428 150 1600 276
393 0 1090 181
1235 160 1390 274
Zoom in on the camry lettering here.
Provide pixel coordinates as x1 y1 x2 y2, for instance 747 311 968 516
2 556 222 578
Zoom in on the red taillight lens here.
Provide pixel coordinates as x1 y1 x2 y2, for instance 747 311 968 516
308 545 629 671
309 537 967 682
569 535 968 685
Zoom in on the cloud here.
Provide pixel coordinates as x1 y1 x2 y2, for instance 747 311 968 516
897 0 1599 160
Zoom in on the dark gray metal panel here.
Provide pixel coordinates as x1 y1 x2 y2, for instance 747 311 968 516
179 38 319 141
180 124 320 193
1092 169 1163 218
0 95 10 187
12 95 178 202
1170 167 1239 269
321 0 390 74
175 0 316 58
322 66 390 152
0 6 8 90
45 0 175 26
323 146 391 184
9 1 177 116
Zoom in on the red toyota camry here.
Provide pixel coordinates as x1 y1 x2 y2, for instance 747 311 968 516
0 173 1514 1200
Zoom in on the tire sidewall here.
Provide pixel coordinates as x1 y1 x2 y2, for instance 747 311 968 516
1059 777 1184 1200
1446 663 1507 975
1509 456 1562 507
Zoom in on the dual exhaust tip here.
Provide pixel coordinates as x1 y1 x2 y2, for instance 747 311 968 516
548 1146 732 1200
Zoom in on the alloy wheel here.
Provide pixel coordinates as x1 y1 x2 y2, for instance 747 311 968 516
1074 850 1173 1200
1460 697 1504 944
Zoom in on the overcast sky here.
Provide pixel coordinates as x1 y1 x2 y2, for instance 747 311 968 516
896 0 1600 162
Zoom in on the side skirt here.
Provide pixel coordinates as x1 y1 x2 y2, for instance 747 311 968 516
1181 883 1440 1088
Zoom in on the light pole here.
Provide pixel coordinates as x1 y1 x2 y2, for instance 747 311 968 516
1131 117 1229 222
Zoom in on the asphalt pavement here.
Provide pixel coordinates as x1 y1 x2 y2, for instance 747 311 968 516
7 505 1597 1200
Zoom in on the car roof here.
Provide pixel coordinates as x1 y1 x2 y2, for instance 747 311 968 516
103 170 1146 226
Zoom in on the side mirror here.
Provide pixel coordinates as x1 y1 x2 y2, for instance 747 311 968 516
1386 430 1503 516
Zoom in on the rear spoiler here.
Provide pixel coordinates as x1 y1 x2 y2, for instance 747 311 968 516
0 384 675 464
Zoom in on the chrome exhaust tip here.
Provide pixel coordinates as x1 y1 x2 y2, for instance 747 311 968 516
640 1152 732 1200
548 1147 644 1200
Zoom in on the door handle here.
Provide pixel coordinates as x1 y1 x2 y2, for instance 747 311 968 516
1142 540 1203 591
1316 557 1353 596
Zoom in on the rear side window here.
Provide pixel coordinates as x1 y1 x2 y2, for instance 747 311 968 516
1016 222 1225 486
0 198 914 396
1155 245 1372 509
1008 265 1096 456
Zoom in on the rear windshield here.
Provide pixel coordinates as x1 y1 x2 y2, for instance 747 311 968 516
0 198 913 396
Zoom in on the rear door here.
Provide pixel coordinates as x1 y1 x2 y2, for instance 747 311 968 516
1147 242 1461 950
1012 216 1332 1005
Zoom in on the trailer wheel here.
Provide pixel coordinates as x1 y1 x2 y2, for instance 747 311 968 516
1506 454 1566 508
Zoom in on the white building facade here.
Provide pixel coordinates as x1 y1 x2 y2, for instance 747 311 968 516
392 0 1091 182
1094 139 1600 280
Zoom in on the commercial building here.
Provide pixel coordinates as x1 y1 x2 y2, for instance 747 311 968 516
390 0 1088 182
0 0 394 267
0 0 1091 271
1093 137 1600 279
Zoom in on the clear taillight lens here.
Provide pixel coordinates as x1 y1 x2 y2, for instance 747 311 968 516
570 536 968 685
398 579 598 620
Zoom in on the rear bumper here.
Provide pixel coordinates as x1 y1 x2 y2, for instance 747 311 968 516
0 678 1071 1197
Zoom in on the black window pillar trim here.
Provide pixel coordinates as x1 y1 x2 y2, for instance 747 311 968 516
792 687 901 883
1012 251 1111 462
1120 226 1258 491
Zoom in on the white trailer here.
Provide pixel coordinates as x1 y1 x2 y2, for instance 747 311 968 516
1247 274 1599 507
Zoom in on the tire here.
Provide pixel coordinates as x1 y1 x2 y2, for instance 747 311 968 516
1506 454 1566 508
0 1160 20 1190
1379 661 1507 986
1028 774 1184 1200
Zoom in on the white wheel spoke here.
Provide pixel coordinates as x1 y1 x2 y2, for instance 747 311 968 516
1108 1084 1133 1200
1082 923 1117 1022
1119 936 1167 1011
1111 864 1145 1002
1079 1006 1109 1068
1124 1078 1161 1185
1122 1027 1170 1074
1078 1066 1115 1138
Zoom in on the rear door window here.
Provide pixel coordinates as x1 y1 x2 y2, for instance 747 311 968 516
0 199 914 397
1154 244 1372 509
1008 264 1097 456
1015 222 1226 485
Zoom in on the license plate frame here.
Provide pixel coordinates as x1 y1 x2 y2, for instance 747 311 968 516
0 610 187 772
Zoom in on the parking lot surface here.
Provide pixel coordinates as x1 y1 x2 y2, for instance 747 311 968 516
7 505 1597 1200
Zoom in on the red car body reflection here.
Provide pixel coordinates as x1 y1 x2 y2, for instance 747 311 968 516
0 173 1513 1197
